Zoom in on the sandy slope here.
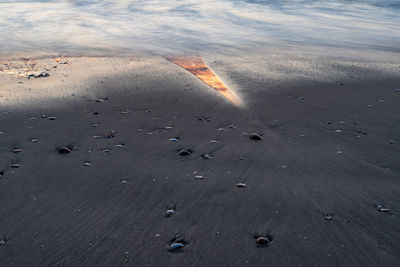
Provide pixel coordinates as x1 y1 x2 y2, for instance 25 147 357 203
0 53 399 266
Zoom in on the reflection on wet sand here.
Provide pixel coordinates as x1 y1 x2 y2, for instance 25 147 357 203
167 56 243 107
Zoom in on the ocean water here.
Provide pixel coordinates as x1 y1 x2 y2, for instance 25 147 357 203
0 0 399 56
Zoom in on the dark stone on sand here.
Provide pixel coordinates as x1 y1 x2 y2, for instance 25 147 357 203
256 237 270 245
0 171 4 177
249 133 262 140
105 132 115 139
92 112 99 115
178 149 192 156
168 235 187 252
58 146 72 154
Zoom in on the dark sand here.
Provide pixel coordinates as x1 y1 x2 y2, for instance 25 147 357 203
0 55 400 266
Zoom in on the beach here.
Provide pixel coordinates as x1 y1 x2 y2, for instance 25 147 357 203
0 51 399 266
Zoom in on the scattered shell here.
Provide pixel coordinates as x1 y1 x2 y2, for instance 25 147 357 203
249 133 262 140
210 140 218 143
394 88 400 92
13 148 23 153
334 130 342 133
58 147 72 154
368 105 374 108
324 214 334 220
121 180 127 184
48 116 57 120
169 138 179 142
115 144 125 147
11 163 20 168
201 153 213 160
105 132 115 139
376 205 390 213
236 182 247 188
218 128 225 131
95 99 104 103
299 96 305 100
178 149 191 156
0 240 6 245
195 175 204 179
90 124 98 127
83 162 90 166
120 111 129 115
165 126 174 129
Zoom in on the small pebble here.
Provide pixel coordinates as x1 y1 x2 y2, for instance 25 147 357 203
178 149 191 156
58 147 72 154
249 133 262 140
256 237 271 245
166 209 175 217
236 182 247 188
201 153 213 160
170 243 184 250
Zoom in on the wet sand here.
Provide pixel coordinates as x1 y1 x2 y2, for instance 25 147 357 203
0 54 400 266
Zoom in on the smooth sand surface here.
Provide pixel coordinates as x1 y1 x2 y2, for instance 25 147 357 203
0 53 399 266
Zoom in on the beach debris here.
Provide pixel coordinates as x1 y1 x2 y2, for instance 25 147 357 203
195 175 204 179
83 162 90 166
254 234 273 247
178 149 192 156
48 116 57 120
58 146 72 154
324 214 334 220
218 128 225 132
121 180 127 184
299 96 305 100
26 72 49 79
13 148 23 153
378 99 384 103
198 116 211 121
102 148 111 153
166 205 176 217
249 133 262 140
115 144 125 147
11 163 20 168
93 135 102 139
169 137 179 142
105 132 116 139
201 153 213 160
145 109 151 113
236 182 247 188
0 236 8 246
394 88 400 92
168 234 187 252
165 126 174 129
30 138 38 143
376 205 390 213
95 98 104 103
